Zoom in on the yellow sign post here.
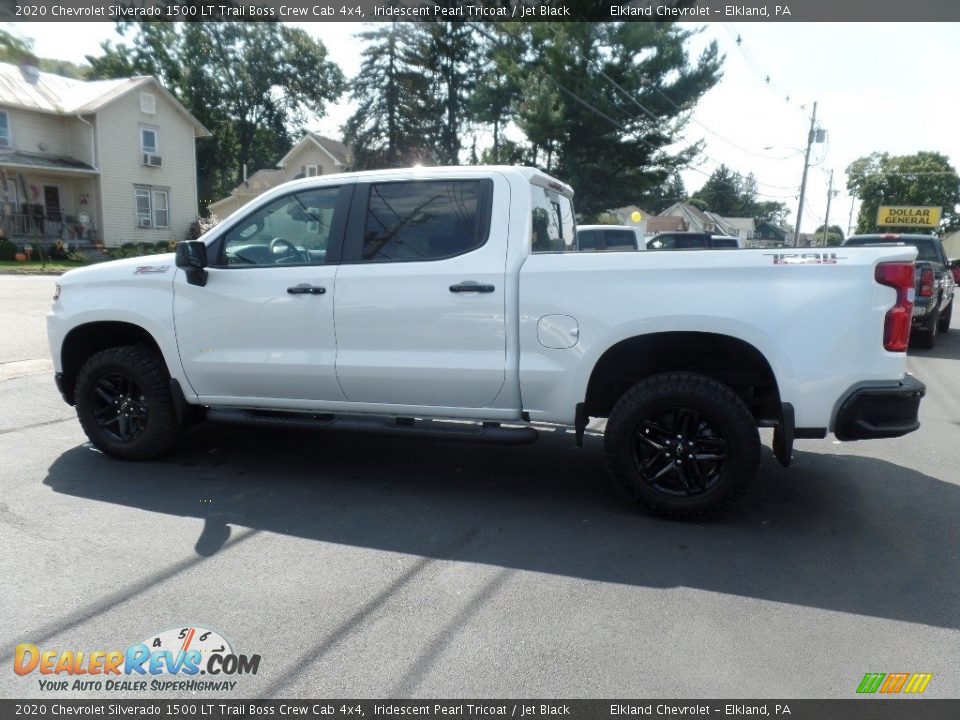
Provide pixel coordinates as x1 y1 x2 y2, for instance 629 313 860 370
876 205 942 228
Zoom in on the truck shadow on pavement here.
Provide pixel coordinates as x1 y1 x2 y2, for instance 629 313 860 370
43 424 959 631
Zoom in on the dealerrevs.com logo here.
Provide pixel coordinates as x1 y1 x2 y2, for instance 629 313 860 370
14 626 261 692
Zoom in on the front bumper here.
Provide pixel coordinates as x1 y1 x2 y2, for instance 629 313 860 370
834 374 925 441
54 372 73 406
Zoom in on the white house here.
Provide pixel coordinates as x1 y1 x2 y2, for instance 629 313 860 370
208 132 352 219
0 60 209 247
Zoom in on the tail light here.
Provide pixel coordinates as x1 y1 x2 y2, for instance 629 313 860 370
875 262 915 352
918 267 934 297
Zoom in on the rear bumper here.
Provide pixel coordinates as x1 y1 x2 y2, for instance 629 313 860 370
834 375 925 441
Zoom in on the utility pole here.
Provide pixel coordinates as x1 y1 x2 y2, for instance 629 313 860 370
847 195 856 236
793 101 818 248
821 169 836 246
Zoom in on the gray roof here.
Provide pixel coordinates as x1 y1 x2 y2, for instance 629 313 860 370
278 132 352 168
232 169 286 194
0 150 96 173
647 216 687 233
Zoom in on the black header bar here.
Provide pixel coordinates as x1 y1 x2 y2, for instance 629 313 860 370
1 700 960 720
4 0 960 22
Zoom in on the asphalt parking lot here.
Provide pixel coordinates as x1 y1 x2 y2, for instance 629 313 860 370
1 274 958 700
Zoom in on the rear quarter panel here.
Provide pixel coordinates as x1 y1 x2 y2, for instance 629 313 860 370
518 247 918 429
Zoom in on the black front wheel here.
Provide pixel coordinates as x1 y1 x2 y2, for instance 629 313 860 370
604 372 761 518
75 346 181 460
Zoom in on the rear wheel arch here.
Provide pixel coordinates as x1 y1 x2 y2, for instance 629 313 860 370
60 321 167 405
584 331 782 423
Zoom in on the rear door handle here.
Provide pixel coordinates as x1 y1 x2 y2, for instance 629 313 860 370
287 284 326 295
450 282 495 294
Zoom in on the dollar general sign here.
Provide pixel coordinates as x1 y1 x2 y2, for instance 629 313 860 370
876 205 942 228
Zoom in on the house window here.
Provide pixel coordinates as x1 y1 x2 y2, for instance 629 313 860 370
0 111 9 148
140 93 156 114
135 187 169 229
306 165 318 177
141 128 158 154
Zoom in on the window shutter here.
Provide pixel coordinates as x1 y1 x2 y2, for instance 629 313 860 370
140 93 156 114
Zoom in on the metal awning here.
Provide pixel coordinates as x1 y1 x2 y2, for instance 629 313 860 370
0 150 98 175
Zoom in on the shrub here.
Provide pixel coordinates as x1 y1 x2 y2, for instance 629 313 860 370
0 240 16 261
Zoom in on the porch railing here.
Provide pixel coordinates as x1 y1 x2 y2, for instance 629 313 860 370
0 210 97 243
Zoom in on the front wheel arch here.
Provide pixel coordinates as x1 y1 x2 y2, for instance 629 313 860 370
60 322 167 405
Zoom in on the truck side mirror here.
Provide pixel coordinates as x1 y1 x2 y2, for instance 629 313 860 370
176 241 208 287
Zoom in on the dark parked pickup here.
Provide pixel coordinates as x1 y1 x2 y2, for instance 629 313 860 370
842 234 956 348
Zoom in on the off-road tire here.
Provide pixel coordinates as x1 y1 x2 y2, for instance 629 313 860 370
75 345 181 460
913 303 939 349
604 372 761 518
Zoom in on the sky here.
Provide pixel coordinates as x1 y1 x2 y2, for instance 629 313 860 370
6 20 960 234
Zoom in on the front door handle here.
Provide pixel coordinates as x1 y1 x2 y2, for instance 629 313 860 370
450 282 495 294
287 284 326 295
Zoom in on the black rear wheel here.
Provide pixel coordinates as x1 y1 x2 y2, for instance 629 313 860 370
604 372 761 518
913 303 939 349
75 346 181 459
937 299 952 333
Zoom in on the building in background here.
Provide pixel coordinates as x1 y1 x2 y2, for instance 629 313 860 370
207 132 352 219
0 60 209 248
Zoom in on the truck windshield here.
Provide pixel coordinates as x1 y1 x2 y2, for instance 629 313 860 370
531 185 575 252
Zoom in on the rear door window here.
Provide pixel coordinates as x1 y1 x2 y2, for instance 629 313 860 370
357 180 491 263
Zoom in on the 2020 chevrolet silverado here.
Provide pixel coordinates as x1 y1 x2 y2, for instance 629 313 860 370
48 167 926 517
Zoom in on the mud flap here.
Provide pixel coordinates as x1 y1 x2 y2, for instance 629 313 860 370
575 402 587 447
773 402 794 467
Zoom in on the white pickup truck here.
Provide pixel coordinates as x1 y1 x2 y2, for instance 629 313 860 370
47 166 925 517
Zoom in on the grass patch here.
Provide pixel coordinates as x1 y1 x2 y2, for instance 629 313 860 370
0 259 88 274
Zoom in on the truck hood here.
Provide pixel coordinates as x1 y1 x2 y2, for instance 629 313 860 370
58 253 177 286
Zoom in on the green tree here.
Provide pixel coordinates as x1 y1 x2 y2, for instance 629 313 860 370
344 22 436 170
87 23 345 210
691 165 742 215
469 33 522 165
813 224 845 246
846 151 960 234
755 200 791 225
492 22 721 218
0 28 31 61
416 19 481 165
0 29 87 78
639 172 687 214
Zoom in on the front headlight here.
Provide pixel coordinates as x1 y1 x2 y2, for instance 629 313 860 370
53 283 61 301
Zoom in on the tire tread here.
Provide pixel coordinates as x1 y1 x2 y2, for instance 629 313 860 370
74 345 180 460
604 372 761 519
